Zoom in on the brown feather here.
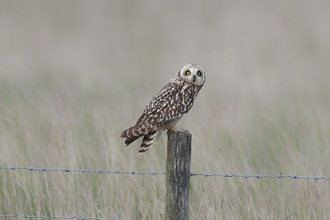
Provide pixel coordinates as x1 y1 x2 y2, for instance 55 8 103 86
120 126 143 146
138 131 157 154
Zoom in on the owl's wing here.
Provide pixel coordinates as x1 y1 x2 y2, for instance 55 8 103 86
143 83 177 115
134 83 196 134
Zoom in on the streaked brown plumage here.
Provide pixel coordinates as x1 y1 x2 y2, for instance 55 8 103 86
120 64 206 153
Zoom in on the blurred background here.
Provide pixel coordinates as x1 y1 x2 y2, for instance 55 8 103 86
1 1 330 219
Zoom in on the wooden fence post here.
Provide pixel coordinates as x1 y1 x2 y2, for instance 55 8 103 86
165 130 192 220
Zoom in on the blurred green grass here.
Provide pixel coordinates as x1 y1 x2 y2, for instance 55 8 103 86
1 1 330 219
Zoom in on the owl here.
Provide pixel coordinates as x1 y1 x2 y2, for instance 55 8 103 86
120 63 206 153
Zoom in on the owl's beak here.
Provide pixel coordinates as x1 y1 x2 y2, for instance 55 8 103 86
193 75 196 83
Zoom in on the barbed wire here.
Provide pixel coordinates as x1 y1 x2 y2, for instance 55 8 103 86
1 165 330 180
0 166 165 176
190 172 330 180
0 214 130 220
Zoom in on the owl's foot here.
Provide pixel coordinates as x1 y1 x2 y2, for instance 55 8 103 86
167 127 189 135
178 128 190 134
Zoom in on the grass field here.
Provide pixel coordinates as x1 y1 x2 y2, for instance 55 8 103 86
1 1 330 219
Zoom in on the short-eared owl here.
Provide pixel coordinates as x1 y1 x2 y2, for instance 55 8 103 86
120 63 206 153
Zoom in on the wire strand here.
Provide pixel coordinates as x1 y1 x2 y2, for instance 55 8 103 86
0 213 130 220
1 166 329 180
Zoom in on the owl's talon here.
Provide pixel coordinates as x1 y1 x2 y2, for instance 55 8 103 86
167 128 188 135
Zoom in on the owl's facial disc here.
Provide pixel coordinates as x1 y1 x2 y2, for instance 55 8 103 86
180 64 205 86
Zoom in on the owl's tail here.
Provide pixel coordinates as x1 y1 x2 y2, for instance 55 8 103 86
138 130 158 154
120 126 142 146
121 127 163 154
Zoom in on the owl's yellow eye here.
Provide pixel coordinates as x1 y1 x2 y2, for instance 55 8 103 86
197 71 202 76
185 70 191 76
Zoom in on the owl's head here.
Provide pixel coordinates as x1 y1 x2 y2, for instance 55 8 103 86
179 63 206 86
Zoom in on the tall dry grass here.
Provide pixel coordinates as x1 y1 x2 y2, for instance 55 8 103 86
1 1 330 219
